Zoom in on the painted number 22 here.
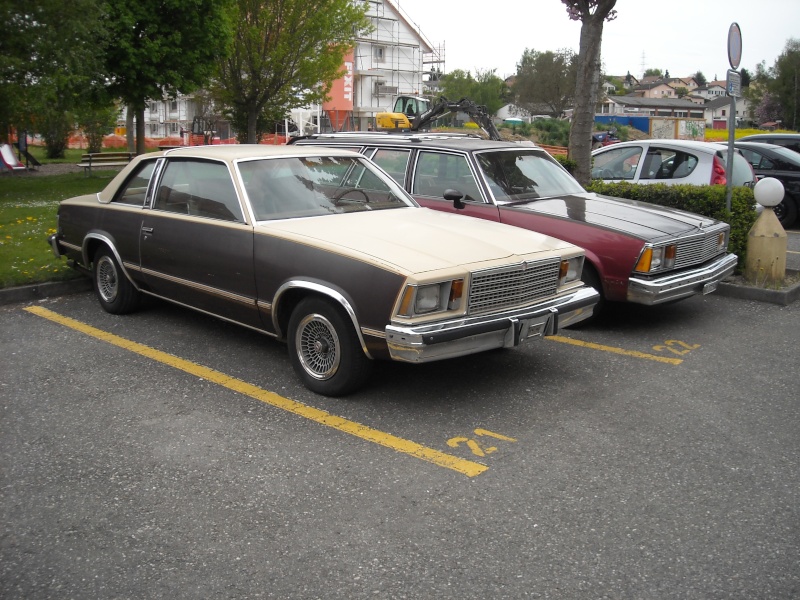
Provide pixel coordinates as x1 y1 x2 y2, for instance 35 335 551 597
652 340 700 356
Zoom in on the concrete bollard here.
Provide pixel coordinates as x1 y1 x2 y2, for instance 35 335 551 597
746 177 787 285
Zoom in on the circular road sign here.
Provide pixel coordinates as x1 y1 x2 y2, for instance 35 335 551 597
728 22 742 70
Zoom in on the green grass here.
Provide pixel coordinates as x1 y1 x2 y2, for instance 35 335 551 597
0 171 115 288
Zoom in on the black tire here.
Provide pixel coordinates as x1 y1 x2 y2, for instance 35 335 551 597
774 195 797 229
572 262 605 325
93 246 140 314
287 297 372 396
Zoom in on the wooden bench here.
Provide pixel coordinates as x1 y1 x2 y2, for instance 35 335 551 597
77 151 135 175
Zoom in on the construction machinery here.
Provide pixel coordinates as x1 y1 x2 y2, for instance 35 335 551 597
375 95 502 140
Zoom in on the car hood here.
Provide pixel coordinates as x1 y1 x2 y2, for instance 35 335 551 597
506 192 718 240
257 207 576 275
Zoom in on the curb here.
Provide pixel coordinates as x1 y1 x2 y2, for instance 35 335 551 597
0 278 92 307
716 270 800 306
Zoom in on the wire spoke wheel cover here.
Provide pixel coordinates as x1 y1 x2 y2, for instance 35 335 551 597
96 255 119 303
296 312 341 380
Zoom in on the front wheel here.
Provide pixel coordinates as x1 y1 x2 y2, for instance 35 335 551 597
93 246 140 314
287 297 372 396
774 196 797 229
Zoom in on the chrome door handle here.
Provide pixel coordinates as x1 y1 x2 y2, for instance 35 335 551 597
141 226 154 233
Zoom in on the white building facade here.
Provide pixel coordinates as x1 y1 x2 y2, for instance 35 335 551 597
130 1 440 138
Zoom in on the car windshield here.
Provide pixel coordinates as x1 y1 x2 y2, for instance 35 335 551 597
475 149 585 202
238 155 414 221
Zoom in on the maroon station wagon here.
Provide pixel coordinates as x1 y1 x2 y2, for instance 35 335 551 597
290 133 738 311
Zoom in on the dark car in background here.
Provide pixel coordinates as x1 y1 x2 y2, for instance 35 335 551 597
723 141 800 228
738 133 800 155
290 133 738 313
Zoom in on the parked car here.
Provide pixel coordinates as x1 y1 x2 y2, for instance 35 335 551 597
720 141 800 228
48 145 598 396
289 133 738 311
590 139 755 187
738 133 800 154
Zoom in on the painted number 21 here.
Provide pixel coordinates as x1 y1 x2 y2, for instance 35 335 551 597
447 428 517 458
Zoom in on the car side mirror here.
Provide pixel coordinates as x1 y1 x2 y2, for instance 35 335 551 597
443 188 466 210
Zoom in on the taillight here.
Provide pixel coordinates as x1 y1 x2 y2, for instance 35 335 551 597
711 155 727 185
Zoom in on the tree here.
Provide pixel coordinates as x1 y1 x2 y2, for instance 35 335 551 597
740 67 752 88
674 86 689 98
470 69 509 115
513 48 577 118
771 38 800 130
562 0 618 185
103 0 234 154
440 69 508 116
212 0 371 143
755 92 783 125
643 68 662 78
694 71 707 86
0 0 109 156
439 70 478 104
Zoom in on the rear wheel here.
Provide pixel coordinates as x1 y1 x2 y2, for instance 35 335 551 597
93 246 140 314
287 297 372 396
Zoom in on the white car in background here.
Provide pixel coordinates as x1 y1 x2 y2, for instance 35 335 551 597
591 139 755 187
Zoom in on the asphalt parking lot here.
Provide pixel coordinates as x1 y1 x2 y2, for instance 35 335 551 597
2 280 798 599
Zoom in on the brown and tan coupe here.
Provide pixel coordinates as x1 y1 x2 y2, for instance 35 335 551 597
49 145 598 395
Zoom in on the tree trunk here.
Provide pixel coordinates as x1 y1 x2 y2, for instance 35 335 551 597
568 4 614 185
247 105 259 144
126 106 135 153
135 106 146 155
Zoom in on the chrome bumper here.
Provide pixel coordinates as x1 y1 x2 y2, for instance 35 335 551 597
48 233 63 258
627 253 738 305
385 286 599 363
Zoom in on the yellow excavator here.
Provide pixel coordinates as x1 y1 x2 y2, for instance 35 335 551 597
375 95 502 140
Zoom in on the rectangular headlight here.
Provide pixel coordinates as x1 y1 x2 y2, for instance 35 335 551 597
559 256 584 285
635 244 675 273
397 279 465 317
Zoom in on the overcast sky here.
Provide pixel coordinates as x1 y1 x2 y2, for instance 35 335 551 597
393 0 799 82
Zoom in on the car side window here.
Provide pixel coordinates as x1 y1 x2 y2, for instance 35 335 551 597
592 147 642 180
740 148 774 170
412 151 483 201
112 160 156 205
370 148 410 185
637 148 698 180
155 159 244 222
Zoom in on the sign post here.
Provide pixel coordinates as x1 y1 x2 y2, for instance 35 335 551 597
725 22 742 212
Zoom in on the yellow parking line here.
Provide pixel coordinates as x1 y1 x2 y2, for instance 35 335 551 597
547 334 683 365
24 306 487 478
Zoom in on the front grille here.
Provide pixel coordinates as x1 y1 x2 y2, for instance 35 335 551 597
674 229 727 269
469 258 560 315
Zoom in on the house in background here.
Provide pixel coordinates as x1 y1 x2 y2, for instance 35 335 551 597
691 83 727 101
313 0 441 133
126 0 440 139
705 95 751 128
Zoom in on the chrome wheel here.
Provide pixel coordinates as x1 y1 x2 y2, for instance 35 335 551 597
295 312 341 380
96 254 119 303
93 246 140 315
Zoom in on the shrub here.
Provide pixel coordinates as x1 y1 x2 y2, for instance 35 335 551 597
553 154 577 174
584 181 757 271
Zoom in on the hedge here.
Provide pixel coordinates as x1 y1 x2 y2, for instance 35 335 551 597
583 181 757 271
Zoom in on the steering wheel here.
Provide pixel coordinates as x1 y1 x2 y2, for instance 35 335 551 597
332 187 370 204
